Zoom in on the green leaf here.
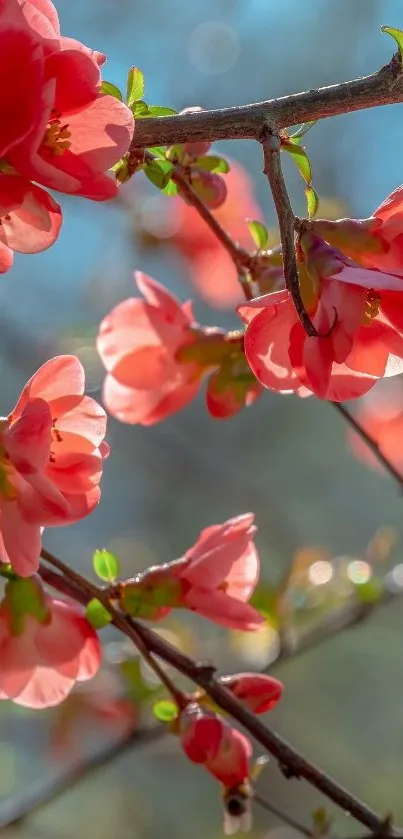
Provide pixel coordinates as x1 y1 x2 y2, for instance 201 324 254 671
146 105 177 117
305 185 319 219
148 146 167 158
126 67 145 105
289 120 317 143
282 142 312 184
153 699 178 723
381 26 403 60
195 155 230 173
246 219 269 250
93 549 120 582
162 179 179 196
144 159 174 189
86 598 112 630
101 81 123 101
131 100 149 117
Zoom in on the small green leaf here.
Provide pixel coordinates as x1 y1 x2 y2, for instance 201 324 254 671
165 144 185 162
289 120 317 143
101 81 123 101
195 155 230 174
162 179 179 196
131 100 149 117
148 146 167 159
153 699 178 723
354 577 383 604
146 105 177 117
93 549 120 582
282 142 312 184
126 67 145 106
381 26 403 60
144 159 174 189
249 584 279 624
86 598 112 630
246 219 269 250
305 185 319 219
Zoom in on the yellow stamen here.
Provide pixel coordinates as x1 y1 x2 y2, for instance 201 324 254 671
362 290 381 326
41 117 72 157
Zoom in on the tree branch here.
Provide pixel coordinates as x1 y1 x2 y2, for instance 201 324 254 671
331 402 403 491
261 130 316 334
38 552 400 837
130 54 402 149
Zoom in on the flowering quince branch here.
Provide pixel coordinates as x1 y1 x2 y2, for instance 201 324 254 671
129 49 403 148
331 403 403 490
261 130 317 335
36 550 397 836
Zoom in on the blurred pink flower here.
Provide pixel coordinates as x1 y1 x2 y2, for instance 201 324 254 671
0 577 101 708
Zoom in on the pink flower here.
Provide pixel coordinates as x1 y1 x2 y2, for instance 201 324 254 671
97 272 261 425
312 184 403 277
0 355 107 577
0 576 101 708
179 703 253 834
220 672 284 714
347 379 403 475
0 175 62 272
118 514 263 631
97 272 206 424
239 233 403 401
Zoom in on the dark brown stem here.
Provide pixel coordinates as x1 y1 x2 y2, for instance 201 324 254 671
261 131 316 335
144 151 254 298
331 402 403 491
254 793 312 837
40 549 187 709
130 54 402 148
38 552 399 836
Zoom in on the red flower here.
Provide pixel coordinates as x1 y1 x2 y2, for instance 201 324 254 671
0 576 101 709
239 233 403 401
179 703 253 834
220 672 284 714
0 355 107 577
119 514 263 631
0 0 133 270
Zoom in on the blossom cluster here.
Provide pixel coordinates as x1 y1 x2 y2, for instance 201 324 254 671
0 0 133 272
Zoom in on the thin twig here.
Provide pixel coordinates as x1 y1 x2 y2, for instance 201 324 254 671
130 54 403 148
38 553 399 836
331 403 403 491
261 131 316 335
254 792 312 837
0 725 164 830
40 549 187 709
144 150 254 299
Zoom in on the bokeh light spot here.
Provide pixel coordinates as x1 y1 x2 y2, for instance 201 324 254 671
347 560 372 585
188 22 240 75
308 560 334 586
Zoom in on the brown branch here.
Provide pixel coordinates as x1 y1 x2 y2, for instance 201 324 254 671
254 792 312 837
331 403 403 491
40 550 187 709
130 54 402 149
38 552 399 837
261 131 316 335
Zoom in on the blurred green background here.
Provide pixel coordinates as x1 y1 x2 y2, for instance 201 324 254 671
2 0 403 837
